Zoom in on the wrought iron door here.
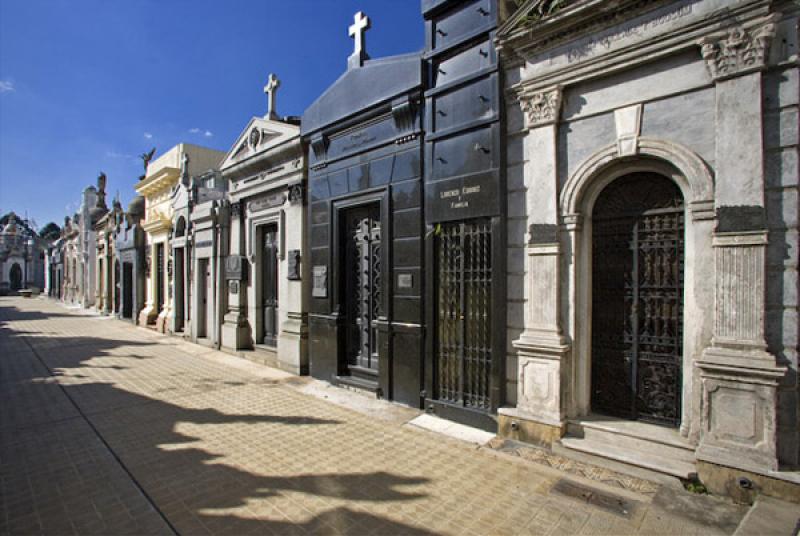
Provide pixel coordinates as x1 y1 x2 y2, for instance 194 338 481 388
343 206 381 371
435 219 492 411
262 225 279 346
114 260 120 313
591 173 684 427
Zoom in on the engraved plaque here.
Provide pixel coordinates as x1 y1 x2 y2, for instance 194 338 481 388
397 273 413 289
229 280 239 294
312 265 327 298
225 255 247 281
287 249 301 280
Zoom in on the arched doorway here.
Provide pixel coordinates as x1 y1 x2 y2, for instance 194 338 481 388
9 263 22 291
590 172 684 427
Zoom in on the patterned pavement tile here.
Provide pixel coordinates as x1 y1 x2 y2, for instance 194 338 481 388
0 297 748 535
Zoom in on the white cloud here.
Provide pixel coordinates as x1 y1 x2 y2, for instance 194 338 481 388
189 127 213 138
0 80 15 93
143 132 153 139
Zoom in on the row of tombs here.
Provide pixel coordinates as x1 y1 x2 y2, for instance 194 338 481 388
43 0 800 501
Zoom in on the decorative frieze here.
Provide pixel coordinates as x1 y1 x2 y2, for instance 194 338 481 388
700 20 776 81
518 87 561 128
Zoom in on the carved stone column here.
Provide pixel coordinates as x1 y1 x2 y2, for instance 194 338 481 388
696 18 786 473
221 201 250 350
499 86 570 446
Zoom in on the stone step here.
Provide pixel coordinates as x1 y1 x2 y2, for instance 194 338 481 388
558 437 697 480
568 417 695 463
335 373 379 394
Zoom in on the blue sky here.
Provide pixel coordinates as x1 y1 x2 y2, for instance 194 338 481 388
0 0 424 228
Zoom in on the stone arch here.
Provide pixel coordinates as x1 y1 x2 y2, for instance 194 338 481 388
9 263 22 291
560 139 716 439
175 216 187 237
560 138 715 222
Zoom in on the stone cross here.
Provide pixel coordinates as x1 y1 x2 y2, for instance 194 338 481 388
263 73 280 119
348 11 371 68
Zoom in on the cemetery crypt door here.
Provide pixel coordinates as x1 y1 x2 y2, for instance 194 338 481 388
591 172 684 427
341 204 381 379
261 224 279 347
434 219 494 416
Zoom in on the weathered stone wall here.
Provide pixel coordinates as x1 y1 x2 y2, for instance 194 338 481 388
763 65 799 466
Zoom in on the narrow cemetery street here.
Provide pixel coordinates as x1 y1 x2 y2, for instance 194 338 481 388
0 297 773 535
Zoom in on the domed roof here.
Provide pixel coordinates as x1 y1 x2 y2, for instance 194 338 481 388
1 213 18 235
128 195 145 216
89 204 108 225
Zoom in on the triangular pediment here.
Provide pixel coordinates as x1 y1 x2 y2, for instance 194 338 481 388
220 116 300 171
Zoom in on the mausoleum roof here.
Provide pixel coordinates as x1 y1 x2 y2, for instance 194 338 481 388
301 51 422 135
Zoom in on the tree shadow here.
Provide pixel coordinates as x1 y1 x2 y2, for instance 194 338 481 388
1 300 434 535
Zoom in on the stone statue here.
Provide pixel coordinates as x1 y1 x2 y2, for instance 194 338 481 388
97 172 107 193
139 148 156 172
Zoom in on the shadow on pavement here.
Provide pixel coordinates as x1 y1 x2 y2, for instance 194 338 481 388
0 300 433 535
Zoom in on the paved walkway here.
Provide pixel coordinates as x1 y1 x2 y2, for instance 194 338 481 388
0 297 753 535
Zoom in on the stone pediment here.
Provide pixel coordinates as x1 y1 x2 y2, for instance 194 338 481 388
220 117 299 172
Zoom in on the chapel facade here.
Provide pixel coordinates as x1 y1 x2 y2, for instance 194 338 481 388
496 0 798 494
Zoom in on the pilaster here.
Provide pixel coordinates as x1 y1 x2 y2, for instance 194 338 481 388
696 17 786 473
222 201 250 349
501 86 570 444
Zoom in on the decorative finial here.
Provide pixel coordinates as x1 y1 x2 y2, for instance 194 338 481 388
263 73 280 120
348 11 371 69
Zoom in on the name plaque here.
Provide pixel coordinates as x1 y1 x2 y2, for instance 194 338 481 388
312 265 328 298
195 240 213 249
426 174 499 222
225 255 247 281
248 194 285 213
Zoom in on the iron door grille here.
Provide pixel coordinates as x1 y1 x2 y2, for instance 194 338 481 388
435 219 492 410
262 225 279 346
591 173 684 427
343 207 381 371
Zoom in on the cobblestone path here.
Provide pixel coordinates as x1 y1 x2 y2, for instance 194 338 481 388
0 297 747 535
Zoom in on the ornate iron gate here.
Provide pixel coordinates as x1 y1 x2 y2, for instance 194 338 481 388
262 225 279 346
591 173 684 427
435 219 492 410
343 206 381 371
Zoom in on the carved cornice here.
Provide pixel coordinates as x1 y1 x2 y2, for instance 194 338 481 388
700 17 777 82
517 86 562 128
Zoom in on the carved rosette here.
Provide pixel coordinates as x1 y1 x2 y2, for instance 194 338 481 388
700 20 776 81
518 87 562 128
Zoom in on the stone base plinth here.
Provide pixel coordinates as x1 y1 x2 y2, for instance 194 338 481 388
498 408 565 447
138 306 157 326
697 460 800 505
221 314 250 351
696 346 785 473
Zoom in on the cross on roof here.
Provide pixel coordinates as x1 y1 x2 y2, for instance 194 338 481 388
263 73 280 119
348 11 371 68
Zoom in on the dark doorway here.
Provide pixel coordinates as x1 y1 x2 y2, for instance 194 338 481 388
114 260 120 313
341 204 381 379
174 248 185 332
197 259 209 339
155 244 165 314
122 263 133 319
591 172 685 427
434 219 493 412
9 263 22 291
261 224 279 346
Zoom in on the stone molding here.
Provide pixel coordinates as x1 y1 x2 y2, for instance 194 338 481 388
700 18 778 82
560 137 715 222
517 86 562 128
